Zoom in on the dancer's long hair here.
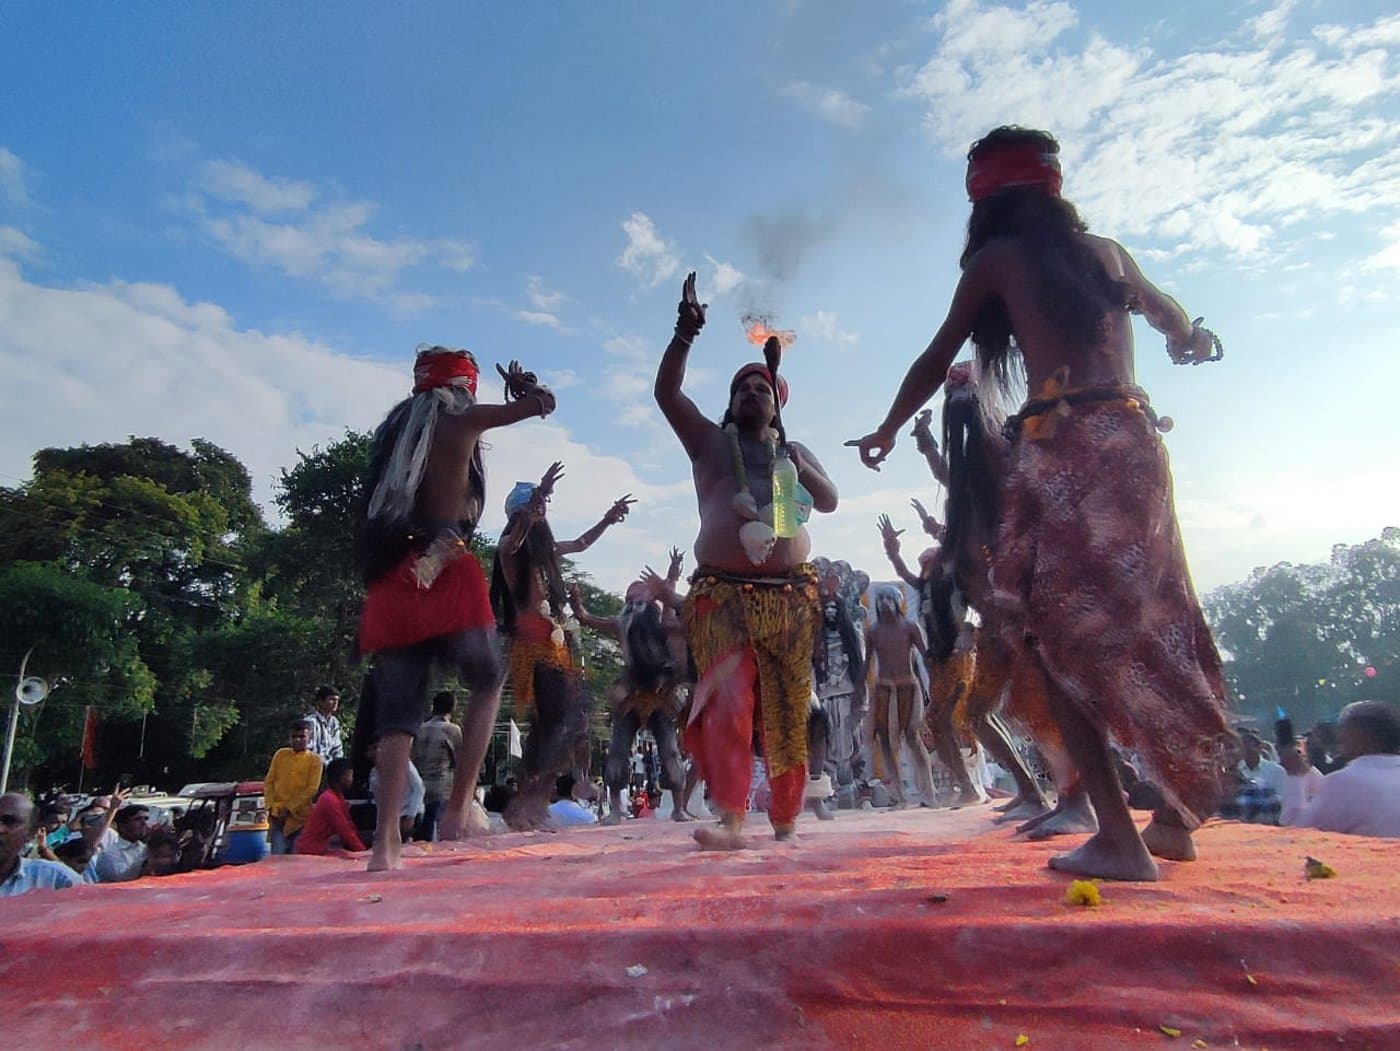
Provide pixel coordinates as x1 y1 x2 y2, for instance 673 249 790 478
815 596 866 689
940 384 1002 590
961 126 1130 398
359 387 486 585
489 512 566 634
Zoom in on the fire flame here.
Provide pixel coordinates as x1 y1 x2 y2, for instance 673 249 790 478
742 314 797 349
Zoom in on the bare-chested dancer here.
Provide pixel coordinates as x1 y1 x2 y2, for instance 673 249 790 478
569 549 690 825
357 348 555 870
491 465 634 829
865 586 939 808
853 126 1232 880
655 272 839 849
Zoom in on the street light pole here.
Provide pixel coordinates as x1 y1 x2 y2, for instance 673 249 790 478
0 649 34 795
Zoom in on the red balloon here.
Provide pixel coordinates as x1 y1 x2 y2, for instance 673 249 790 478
1365 666 1378 679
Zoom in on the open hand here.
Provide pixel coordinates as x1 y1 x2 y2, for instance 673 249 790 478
910 497 943 539
877 513 904 553
911 410 936 454
847 428 894 471
667 546 684 581
676 272 707 339
537 461 565 500
640 565 674 603
604 495 636 525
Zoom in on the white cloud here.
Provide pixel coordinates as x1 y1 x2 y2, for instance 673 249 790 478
199 158 315 213
0 148 30 208
801 309 859 345
780 81 871 129
545 369 582 390
0 258 689 595
525 274 570 312
512 309 565 330
1246 0 1296 44
0 226 40 261
186 155 475 308
900 2 1400 264
617 211 680 287
704 254 745 297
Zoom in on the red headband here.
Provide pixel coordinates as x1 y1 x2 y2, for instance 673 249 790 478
730 363 789 407
413 349 479 396
966 145 1063 202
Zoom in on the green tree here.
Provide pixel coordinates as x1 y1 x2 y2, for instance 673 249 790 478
1204 527 1399 730
0 562 155 788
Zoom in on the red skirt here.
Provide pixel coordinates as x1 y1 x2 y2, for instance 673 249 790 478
358 551 494 654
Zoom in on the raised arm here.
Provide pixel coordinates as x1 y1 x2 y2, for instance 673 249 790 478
655 272 719 459
911 410 950 487
848 243 1005 470
568 584 621 638
556 494 635 556
1112 241 1220 364
877 514 922 589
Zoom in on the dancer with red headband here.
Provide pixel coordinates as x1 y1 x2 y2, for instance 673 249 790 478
357 346 555 870
851 126 1231 881
655 272 839 850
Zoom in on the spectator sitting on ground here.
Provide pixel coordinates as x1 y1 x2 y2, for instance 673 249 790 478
368 738 425 842
297 758 368 856
1 793 82 897
1282 700 1400 837
1237 728 1287 800
548 774 598 828
264 719 324 855
1215 737 1280 826
94 803 151 883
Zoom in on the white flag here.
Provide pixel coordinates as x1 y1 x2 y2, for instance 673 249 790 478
508 719 523 759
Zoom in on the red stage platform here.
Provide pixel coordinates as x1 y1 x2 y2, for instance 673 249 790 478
2 807 1396 1049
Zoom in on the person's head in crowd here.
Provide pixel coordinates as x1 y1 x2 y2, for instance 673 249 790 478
0 792 35 878
314 685 341 718
431 691 456 718
505 776 519 792
114 804 150 844
1239 729 1264 769
290 719 313 753
38 802 66 833
482 783 515 814
55 837 93 875
144 827 181 876
325 758 355 797
554 773 576 803
1337 700 1400 760
1307 721 1339 764
76 804 107 846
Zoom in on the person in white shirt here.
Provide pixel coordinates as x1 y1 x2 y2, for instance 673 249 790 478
94 804 151 883
1237 730 1287 801
1281 700 1400 838
548 774 598 828
1 793 81 897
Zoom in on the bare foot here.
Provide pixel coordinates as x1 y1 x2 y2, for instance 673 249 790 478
1141 818 1196 861
1048 832 1159 881
994 798 1050 825
954 786 985 807
1020 793 1098 840
504 795 550 832
670 809 695 823
367 839 402 872
693 825 747 851
808 798 835 821
438 801 491 841
992 797 1018 813
773 824 799 844
601 812 623 826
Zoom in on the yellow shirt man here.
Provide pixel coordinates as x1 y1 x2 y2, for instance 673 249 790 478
264 722 323 838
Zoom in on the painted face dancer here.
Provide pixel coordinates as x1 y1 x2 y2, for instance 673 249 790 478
569 548 691 825
655 272 839 849
357 347 555 870
808 560 869 817
864 586 939 808
852 126 1232 881
490 468 634 829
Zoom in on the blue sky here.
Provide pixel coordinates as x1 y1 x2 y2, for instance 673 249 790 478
2 0 1398 596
